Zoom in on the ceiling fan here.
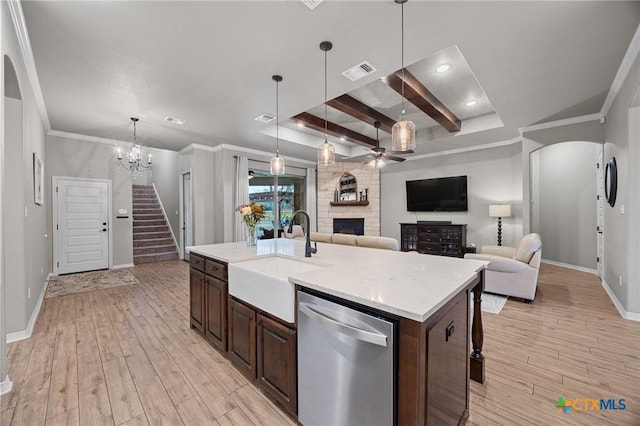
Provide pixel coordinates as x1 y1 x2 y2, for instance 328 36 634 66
361 121 411 168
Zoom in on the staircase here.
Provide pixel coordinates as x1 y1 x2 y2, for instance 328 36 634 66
132 184 179 264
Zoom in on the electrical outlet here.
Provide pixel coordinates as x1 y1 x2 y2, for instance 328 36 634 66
620 204 625 215
28 287 31 299
24 206 28 218
40 266 43 275
619 275 623 287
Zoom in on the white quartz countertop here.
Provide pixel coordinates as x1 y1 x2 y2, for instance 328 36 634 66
188 239 488 322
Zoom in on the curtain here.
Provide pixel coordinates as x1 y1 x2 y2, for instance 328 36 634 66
306 167 317 232
234 156 249 242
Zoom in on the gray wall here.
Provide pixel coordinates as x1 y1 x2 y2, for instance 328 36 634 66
603 51 640 314
530 142 598 269
147 147 180 243
381 143 523 248
1 0 50 349
46 135 134 267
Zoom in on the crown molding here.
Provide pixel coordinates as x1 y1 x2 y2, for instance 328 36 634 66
405 137 521 162
601 23 640 117
7 0 51 131
518 113 602 136
47 130 127 146
179 143 316 166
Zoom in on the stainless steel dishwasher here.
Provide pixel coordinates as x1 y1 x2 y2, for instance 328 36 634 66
297 291 396 426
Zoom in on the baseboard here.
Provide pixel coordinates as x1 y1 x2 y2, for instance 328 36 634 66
601 280 640 322
6 274 50 343
113 263 135 269
541 259 597 275
0 375 13 396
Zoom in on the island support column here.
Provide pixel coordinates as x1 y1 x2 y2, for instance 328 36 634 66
470 272 485 383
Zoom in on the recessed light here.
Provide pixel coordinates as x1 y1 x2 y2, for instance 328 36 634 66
435 63 452 73
340 136 346 142
297 122 305 128
465 100 477 107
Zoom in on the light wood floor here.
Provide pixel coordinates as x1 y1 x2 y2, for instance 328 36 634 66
1 261 638 425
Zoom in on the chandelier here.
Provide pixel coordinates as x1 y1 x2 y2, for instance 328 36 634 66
116 117 152 176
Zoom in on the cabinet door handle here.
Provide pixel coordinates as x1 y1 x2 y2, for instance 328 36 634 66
446 321 455 342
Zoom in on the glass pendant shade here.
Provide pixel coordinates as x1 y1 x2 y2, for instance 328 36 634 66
270 155 285 175
367 158 386 169
391 119 416 152
318 140 335 166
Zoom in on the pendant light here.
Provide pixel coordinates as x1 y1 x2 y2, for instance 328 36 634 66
270 75 285 175
391 0 416 152
318 41 336 166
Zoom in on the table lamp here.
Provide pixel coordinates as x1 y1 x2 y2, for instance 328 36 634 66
489 204 511 246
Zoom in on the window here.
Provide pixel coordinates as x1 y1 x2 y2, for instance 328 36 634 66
248 169 306 236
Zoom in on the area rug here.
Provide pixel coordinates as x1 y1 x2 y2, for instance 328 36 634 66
471 292 508 314
45 269 139 299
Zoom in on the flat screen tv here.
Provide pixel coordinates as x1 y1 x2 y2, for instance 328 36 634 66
406 176 468 212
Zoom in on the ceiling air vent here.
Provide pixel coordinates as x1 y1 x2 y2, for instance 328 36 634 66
164 117 185 125
301 0 324 10
254 113 276 123
342 61 377 82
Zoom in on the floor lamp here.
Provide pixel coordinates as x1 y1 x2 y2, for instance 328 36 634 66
489 204 511 246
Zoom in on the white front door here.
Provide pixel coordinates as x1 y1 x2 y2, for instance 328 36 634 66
596 146 604 278
56 178 110 274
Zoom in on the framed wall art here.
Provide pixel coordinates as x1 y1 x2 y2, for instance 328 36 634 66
33 152 44 205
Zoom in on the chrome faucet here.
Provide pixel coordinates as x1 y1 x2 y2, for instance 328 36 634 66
288 210 317 257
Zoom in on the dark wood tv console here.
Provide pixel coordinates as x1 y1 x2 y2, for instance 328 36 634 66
400 223 467 257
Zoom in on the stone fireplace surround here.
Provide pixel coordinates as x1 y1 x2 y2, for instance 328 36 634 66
317 163 380 236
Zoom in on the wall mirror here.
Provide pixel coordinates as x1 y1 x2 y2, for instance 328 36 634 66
338 172 357 201
605 157 617 207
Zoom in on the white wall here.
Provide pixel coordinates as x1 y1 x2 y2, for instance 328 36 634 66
530 142 599 269
381 144 523 248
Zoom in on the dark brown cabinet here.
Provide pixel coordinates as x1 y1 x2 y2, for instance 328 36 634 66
425 293 468 425
227 297 298 415
257 314 297 414
189 268 205 333
190 254 228 351
205 275 227 351
400 223 467 257
228 297 257 379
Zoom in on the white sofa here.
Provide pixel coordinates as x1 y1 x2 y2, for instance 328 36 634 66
464 233 543 302
309 232 400 251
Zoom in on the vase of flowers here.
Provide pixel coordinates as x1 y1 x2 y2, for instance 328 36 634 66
236 203 265 247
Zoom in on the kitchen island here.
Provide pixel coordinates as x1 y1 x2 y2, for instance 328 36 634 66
188 238 488 425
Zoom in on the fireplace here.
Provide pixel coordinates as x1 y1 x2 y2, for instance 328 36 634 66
333 218 365 235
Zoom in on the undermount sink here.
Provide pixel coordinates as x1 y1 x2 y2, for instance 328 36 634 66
228 256 326 323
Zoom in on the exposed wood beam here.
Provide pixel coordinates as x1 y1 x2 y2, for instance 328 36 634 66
291 112 378 149
326 95 396 133
384 69 461 133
